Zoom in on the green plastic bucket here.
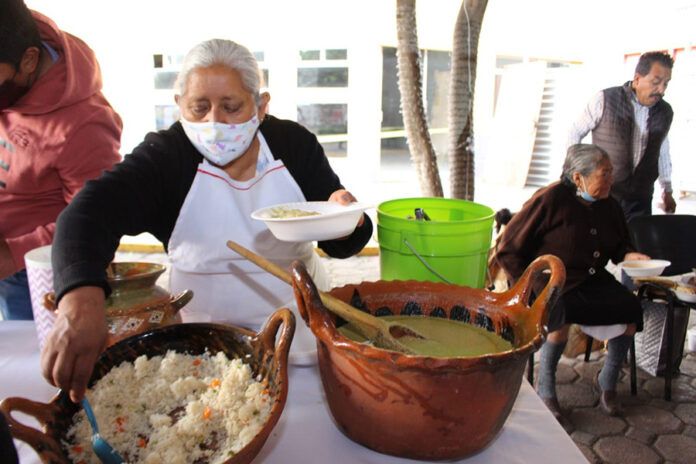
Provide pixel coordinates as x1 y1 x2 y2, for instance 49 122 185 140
377 197 494 288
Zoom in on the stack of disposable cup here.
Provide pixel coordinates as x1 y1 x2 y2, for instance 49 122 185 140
24 245 55 349
688 327 696 353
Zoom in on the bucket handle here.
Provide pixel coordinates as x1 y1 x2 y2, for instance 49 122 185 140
403 238 452 284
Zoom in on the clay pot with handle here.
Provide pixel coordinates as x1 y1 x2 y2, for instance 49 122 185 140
0 310 294 464
44 262 192 348
292 254 566 461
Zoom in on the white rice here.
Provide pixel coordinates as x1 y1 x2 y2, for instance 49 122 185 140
65 350 272 464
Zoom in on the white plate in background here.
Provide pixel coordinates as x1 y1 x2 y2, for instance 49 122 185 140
619 259 671 278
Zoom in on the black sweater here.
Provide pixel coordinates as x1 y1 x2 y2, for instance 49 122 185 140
52 115 373 302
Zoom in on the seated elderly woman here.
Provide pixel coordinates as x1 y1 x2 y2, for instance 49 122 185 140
496 144 649 418
40 39 372 403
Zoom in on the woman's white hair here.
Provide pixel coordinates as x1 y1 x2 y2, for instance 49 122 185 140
175 39 262 102
560 144 609 187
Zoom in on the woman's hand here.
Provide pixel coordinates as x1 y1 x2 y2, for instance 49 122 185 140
328 189 357 205
328 189 365 227
624 252 651 261
41 286 108 403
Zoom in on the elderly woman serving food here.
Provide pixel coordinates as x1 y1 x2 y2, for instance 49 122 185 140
41 39 372 403
496 144 649 418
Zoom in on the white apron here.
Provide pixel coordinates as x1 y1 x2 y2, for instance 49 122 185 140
168 133 330 364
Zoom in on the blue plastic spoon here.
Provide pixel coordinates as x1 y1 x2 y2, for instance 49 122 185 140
81 397 124 464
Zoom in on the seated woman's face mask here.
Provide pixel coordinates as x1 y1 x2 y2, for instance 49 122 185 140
578 177 597 203
181 113 260 166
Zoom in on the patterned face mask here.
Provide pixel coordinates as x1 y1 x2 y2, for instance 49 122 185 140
181 113 260 166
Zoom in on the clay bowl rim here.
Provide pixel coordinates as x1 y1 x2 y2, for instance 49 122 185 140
3 315 293 464
319 278 546 371
107 261 166 282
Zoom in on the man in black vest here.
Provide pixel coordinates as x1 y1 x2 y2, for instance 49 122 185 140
568 52 675 222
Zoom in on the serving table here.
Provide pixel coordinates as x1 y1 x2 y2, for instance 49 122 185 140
0 321 587 463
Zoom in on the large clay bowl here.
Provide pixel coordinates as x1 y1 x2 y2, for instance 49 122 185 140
0 309 294 464
292 255 565 461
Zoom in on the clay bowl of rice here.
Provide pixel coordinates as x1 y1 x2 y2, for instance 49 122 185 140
291 255 565 461
0 309 294 464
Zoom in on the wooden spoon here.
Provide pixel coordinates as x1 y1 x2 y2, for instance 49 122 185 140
226 240 423 355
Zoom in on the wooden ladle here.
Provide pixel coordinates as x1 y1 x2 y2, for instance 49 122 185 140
226 240 422 355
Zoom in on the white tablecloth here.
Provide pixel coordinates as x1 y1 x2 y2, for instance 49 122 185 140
0 321 587 463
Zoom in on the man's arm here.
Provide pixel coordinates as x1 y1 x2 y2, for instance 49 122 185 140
567 91 604 147
2 120 121 275
658 137 676 213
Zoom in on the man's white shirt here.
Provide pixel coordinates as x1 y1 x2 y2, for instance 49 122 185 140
567 90 672 193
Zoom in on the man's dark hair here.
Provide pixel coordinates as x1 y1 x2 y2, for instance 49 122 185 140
0 0 41 66
635 51 674 76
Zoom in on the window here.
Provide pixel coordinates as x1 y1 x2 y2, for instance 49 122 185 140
297 67 348 87
297 103 348 157
380 46 451 159
326 49 347 60
297 104 348 135
155 105 179 131
381 47 402 131
425 50 451 128
381 47 450 131
296 48 349 156
300 50 321 60
154 72 177 90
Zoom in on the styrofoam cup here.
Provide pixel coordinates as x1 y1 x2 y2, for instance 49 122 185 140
688 327 696 353
24 245 56 349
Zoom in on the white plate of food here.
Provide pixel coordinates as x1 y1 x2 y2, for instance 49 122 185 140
619 259 671 277
251 201 371 242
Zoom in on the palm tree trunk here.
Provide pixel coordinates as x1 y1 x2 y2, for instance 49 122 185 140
448 0 488 200
396 0 443 197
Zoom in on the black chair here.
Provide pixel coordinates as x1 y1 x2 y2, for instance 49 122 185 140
628 214 696 401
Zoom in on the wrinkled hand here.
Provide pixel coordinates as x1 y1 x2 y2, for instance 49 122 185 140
41 286 108 403
661 192 676 214
328 189 365 228
328 189 357 205
624 252 650 261
0 239 17 280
